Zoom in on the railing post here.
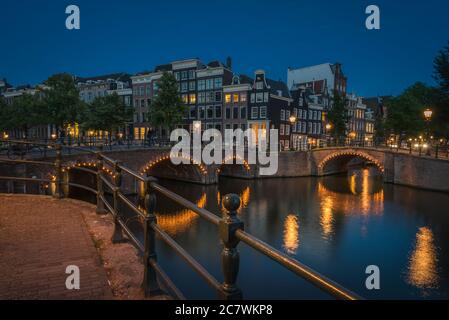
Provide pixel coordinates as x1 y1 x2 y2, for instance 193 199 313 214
111 161 126 243
53 143 63 199
142 177 161 296
435 145 439 159
96 149 107 215
219 194 244 300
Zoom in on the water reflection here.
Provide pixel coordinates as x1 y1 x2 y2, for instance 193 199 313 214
156 193 206 235
120 166 449 299
283 214 300 254
318 167 384 218
407 227 439 291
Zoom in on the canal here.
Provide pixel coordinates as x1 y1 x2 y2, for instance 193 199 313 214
71 166 449 299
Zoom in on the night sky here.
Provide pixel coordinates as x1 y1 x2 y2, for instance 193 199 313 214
1 0 449 97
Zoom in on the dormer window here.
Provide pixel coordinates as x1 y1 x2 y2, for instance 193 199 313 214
256 81 263 90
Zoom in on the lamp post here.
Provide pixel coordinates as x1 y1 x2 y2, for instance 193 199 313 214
424 108 433 155
325 123 332 146
289 115 297 150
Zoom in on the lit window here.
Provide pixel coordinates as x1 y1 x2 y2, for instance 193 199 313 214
182 94 188 104
233 94 239 103
225 94 231 103
240 93 247 102
189 94 196 104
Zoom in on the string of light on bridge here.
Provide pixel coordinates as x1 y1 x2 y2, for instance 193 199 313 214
318 151 384 173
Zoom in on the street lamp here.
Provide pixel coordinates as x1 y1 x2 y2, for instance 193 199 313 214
289 115 297 124
424 108 433 155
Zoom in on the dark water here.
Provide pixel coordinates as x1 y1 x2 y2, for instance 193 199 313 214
71 167 449 299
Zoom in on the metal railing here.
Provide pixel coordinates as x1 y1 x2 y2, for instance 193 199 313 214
0 139 360 300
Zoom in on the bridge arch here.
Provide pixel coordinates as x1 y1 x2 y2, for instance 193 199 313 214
317 150 384 176
140 154 214 184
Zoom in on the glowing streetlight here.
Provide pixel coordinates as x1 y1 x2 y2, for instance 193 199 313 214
325 123 332 131
51 133 57 140
289 115 297 124
423 108 433 121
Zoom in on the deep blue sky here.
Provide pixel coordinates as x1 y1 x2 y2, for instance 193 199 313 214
1 0 449 97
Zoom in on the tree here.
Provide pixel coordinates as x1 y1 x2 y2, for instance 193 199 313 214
6 93 46 139
433 41 449 141
147 72 186 137
81 93 132 145
434 41 449 95
385 82 438 142
44 73 83 136
327 91 349 144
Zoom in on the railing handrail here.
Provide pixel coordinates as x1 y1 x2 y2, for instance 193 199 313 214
0 139 361 300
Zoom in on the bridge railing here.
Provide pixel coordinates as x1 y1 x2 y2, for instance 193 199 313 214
0 138 360 300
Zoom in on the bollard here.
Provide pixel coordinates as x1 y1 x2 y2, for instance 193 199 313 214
219 194 244 300
96 149 107 215
53 143 63 199
111 161 126 243
142 177 161 296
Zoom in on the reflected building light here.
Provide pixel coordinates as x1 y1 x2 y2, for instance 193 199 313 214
156 193 206 235
283 214 300 255
320 195 334 240
407 227 439 290
240 187 251 210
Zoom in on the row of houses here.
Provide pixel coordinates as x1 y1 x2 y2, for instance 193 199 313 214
1 59 387 149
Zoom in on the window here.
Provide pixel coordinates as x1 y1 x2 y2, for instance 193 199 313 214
309 111 313 120
198 80 206 91
189 93 196 104
241 124 247 131
233 106 238 119
146 86 151 96
181 82 188 92
240 106 247 119
240 93 247 102
280 124 285 135
215 105 222 118
285 124 290 135
226 107 231 119
206 91 215 103
302 122 306 133
256 82 263 89
308 122 312 133
214 78 222 89
286 110 290 120
181 71 188 80
260 106 267 118
134 99 139 108
215 91 222 102
256 93 263 103
251 107 258 119
141 99 145 107
189 81 196 91
250 93 255 103
293 108 298 117
207 106 214 119
233 94 239 103
199 106 205 119
188 70 195 79
198 92 206 103
303 110 307 119
182 94 188 104
206 79 213 90
153 81 159 91
225 94 231 103
139 86 144 96
215 123 222 131
190 106 197 119
280 110 285 121
174 72 180 80
264 92 269 102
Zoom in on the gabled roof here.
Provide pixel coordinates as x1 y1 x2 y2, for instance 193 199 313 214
238 74 254 85
266 78 291 98
75 72 130 84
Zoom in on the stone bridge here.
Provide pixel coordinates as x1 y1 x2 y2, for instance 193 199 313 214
2 146 449 193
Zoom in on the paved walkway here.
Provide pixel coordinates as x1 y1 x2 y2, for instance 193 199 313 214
0 194 113 299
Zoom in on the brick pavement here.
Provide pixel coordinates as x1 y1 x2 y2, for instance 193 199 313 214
0 194 113 299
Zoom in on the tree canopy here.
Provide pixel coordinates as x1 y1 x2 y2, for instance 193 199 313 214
43 73 83 131
327 91 349 143
147 72 186 131
81 93 132 135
